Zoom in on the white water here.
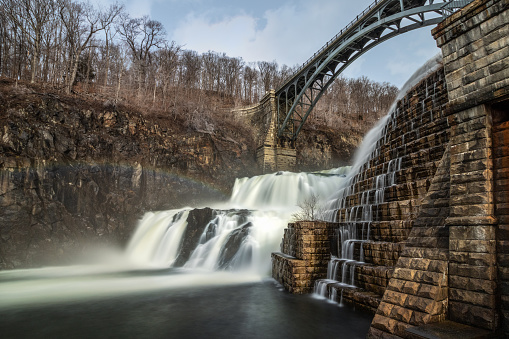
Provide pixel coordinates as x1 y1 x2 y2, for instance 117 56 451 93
0 54 443 310
0 167 350 309
314 53 443 302
125 167 350 275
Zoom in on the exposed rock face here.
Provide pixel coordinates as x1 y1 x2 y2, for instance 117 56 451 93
0 80 257 269
218 220 252 269
173 208 214 267
297 127 364 171
0 163 226 268
0 77 369 269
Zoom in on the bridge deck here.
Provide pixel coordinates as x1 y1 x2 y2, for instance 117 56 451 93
273 0 473 141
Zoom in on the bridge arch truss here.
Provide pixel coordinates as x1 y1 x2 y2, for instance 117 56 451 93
275 0 474 144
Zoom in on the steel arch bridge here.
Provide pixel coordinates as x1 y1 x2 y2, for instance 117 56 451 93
275 0 474 144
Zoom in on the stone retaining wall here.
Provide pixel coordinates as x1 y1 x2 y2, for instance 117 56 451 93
494 106 509 334
369 0 509 336
272 221 334 294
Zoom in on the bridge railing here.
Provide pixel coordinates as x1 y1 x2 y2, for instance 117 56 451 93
276 0 466 93
277 0 383 91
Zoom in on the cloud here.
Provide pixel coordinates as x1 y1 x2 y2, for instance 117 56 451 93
142 0 440 86
172 12 258 59
126 0 157 16
171 0 367 66
92 0 160 17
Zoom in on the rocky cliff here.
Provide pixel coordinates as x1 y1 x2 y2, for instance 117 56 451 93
0 78 366 269
0 79 258 268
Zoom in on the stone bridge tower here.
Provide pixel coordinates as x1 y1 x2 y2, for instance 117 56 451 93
233 90 296 173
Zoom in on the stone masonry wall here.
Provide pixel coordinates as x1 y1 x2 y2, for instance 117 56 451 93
433 0 509 110
272 221 334 294
368 0 509 336
493 106 509 334
273 67 451 311
273 1 508 336
431 0 509 333
336 68 449 246
368 145 451 337
234 90 297 172
337 68 449 312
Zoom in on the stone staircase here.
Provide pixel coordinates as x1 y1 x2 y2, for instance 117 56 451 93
272 66 451 313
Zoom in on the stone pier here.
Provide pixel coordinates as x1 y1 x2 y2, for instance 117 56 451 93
233 90 296 173
272 221 334 294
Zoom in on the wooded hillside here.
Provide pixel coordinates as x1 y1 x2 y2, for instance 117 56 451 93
0 0 398 135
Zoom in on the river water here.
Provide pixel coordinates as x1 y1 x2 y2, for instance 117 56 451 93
0 166 375 338
0 54 445 338
0 276 372 338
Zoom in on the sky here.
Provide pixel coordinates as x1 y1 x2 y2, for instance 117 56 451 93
94 0 443 88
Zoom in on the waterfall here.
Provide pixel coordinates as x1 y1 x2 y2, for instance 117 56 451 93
125 167 350 275
313 53 443 303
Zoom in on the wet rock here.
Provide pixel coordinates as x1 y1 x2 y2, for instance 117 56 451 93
173 207 214 267
218 221 253 269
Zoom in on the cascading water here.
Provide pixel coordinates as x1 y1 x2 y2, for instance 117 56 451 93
125 167 350 276
314 53 443 304
0 54 444 314
0 167 350 309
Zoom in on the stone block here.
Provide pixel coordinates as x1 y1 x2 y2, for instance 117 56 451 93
417 284 448 301
450 180 492 195
449 275 496 294
450 225 496 240
404 294 444 315
449 301 497 330
450 204 494 218
389 304 413 323
413 271 447 286
450 159 492 176
448 106 488 127
449 263 497 280
371 314 398 334
449 239 496 253
450 192 493 206
384 290 409 306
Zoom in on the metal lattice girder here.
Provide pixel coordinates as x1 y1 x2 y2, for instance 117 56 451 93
276 0 474 141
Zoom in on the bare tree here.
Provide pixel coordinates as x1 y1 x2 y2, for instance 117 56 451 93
117 13 166 98
223 56 243 98
155 41 180 108
0 0 398 136
58 0 120 93
1 0 55 82
180 49 201 89
242 65 258 103
99 2 123 88
257 60 277 93
291 193 323 221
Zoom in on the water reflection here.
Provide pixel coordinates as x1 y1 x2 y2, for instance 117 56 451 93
0 279 373 339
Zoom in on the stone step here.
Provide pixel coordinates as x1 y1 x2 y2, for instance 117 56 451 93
336 284 382 313
405 320 502 339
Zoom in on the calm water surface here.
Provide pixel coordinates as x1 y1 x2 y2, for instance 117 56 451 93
0 277 373 339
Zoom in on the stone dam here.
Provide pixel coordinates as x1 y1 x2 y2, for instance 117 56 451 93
272 0 509 337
